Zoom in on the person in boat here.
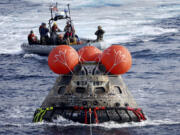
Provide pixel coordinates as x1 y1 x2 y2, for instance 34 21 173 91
63 28 77 45
52 22 61 33
51 22 61 45
39 23 45 43
28 30 39 45
64 21 80 45
95 25 105 41
64 21 74 33
39 23 44 35
63 29 72 45
57 34 67 45
39 23 49 45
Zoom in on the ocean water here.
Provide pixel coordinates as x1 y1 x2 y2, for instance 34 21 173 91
0 0 180 135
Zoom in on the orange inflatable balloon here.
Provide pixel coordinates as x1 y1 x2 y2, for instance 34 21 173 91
94 52 102 62
48 45 79 74
78 46 102 62
101 45 132 74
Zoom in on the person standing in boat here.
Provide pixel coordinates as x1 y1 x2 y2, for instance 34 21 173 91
28 30 39 45
52 22 61 33
39 23 45 43
95 25 105 42
51 22 61 45
39 23 49 45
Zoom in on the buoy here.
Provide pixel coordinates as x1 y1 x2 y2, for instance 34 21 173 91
48 45 79 74
78 46 102 62
101 45 132 74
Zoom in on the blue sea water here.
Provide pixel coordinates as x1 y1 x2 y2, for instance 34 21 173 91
0 0 180 135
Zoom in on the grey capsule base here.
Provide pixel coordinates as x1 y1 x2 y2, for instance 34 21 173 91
33 62 146 124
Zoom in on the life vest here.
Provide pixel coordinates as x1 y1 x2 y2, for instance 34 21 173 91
67 32 72 37
64 32 73 39
28 34 37 41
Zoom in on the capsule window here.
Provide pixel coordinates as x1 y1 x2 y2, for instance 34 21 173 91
58 86 66 94
95 87 106 94
76 87 86 94
115 86 122 94
77 81 80 85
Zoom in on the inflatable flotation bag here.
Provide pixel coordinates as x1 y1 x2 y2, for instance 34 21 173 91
101 45 132 74
78 46 102 62
48 45 79 74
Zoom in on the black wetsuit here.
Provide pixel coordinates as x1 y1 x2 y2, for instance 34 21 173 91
95 29 105 41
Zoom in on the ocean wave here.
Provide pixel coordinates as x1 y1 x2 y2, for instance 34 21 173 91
131 49 180 60
23 53 47 60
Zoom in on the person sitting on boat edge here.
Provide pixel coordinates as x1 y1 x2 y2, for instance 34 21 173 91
64 21 80 45
28 30 39 45
51 22 61 45
63 29 79 45
95 25 105 42
64 28 73 44
39 23 50 45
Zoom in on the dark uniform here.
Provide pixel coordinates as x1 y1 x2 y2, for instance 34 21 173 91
39 23 49 44
95 26 105 41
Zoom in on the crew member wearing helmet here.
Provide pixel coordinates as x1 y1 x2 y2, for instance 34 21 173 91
52 22 61 33
95 25 105 41
51 22 61 45
28 30 39 45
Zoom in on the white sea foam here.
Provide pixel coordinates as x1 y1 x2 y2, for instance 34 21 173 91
16 117 180 129
0 0 179 55
23 54 47 60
